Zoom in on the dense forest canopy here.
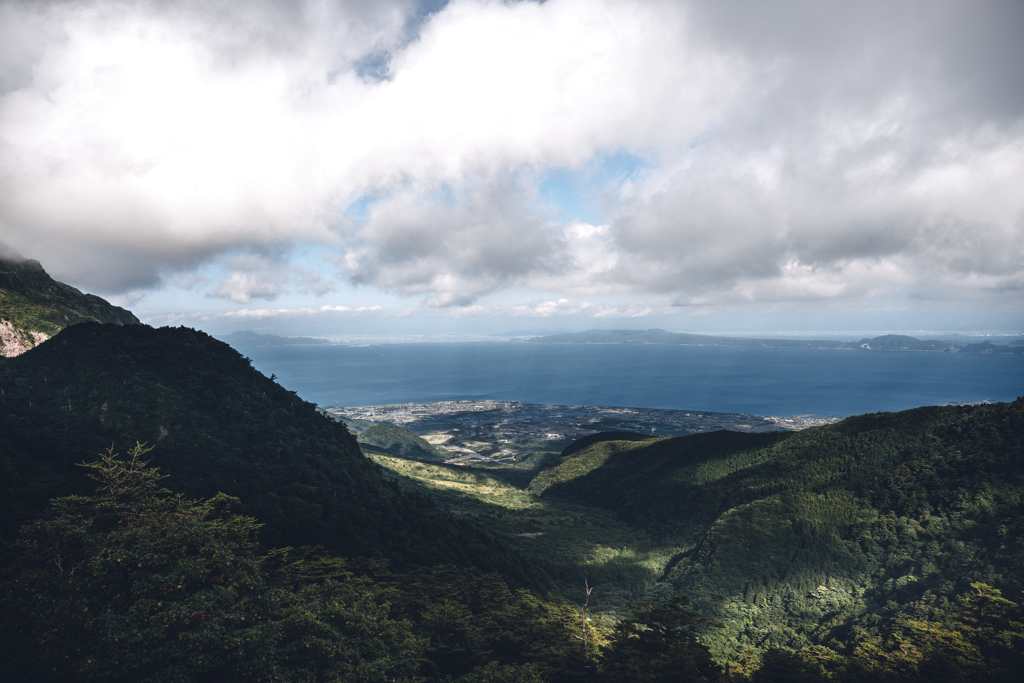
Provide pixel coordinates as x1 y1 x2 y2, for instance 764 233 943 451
0 322 531 580
532 400 1024 657
2 320 1022 680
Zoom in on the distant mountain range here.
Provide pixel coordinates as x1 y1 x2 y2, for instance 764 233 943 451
527 328 1024 353
0 246 139 357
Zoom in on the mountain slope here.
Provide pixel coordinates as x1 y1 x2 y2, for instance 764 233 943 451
532 400 1024 656
0 322 530 579
0 249 139 356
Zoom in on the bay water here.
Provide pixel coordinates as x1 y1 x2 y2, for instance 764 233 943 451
240 342 1023 418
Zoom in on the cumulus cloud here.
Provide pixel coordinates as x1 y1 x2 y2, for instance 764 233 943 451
0 0 417 289
0 0 744 286
505 298 658 319
606 113 1024 305
148 303 383 327
335 175 567 306
590 0 1024 308
221 304 381 320
209 253 337 303
0 0 1020 325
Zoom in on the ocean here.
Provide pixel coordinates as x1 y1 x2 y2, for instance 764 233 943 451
239 342 1024 418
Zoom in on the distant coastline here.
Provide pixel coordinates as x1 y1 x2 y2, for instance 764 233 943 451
239 342 1024 418
217 330 330 347
526 328 1024 354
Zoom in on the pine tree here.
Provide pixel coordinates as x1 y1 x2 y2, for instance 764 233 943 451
600 593 722 682
0 445 423 682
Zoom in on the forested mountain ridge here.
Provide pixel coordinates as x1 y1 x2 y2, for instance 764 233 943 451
0 322 530 579
531 399 1024 659
2 296 1022 678
0 248 139 357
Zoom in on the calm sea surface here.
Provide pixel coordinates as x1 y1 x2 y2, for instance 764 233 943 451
241 342 1024 417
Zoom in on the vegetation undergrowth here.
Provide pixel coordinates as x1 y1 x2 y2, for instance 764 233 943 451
4 320 1023 680
371 453 683 612
372 398 1024 679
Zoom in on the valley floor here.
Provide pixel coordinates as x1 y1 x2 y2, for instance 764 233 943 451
369 452 681 616
327 400 837 465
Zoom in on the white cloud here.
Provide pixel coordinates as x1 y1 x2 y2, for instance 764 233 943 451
0 0 746 287
606 112 1024 306
0 0 1020 328
212 271 287 304
335 176 565 306
220 304 380 320
505 298 659 319
207 253 338 303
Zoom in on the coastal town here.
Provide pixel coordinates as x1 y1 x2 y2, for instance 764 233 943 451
324 400 841 465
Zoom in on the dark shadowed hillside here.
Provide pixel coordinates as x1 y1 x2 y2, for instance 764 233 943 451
3 319 1023 678
0 322 530 579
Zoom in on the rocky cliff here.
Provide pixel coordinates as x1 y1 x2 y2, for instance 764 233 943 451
0 247 139 357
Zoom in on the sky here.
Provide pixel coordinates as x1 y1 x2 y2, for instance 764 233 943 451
1 0 1022 339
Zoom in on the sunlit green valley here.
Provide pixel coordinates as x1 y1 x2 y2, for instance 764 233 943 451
2 255 1023 681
